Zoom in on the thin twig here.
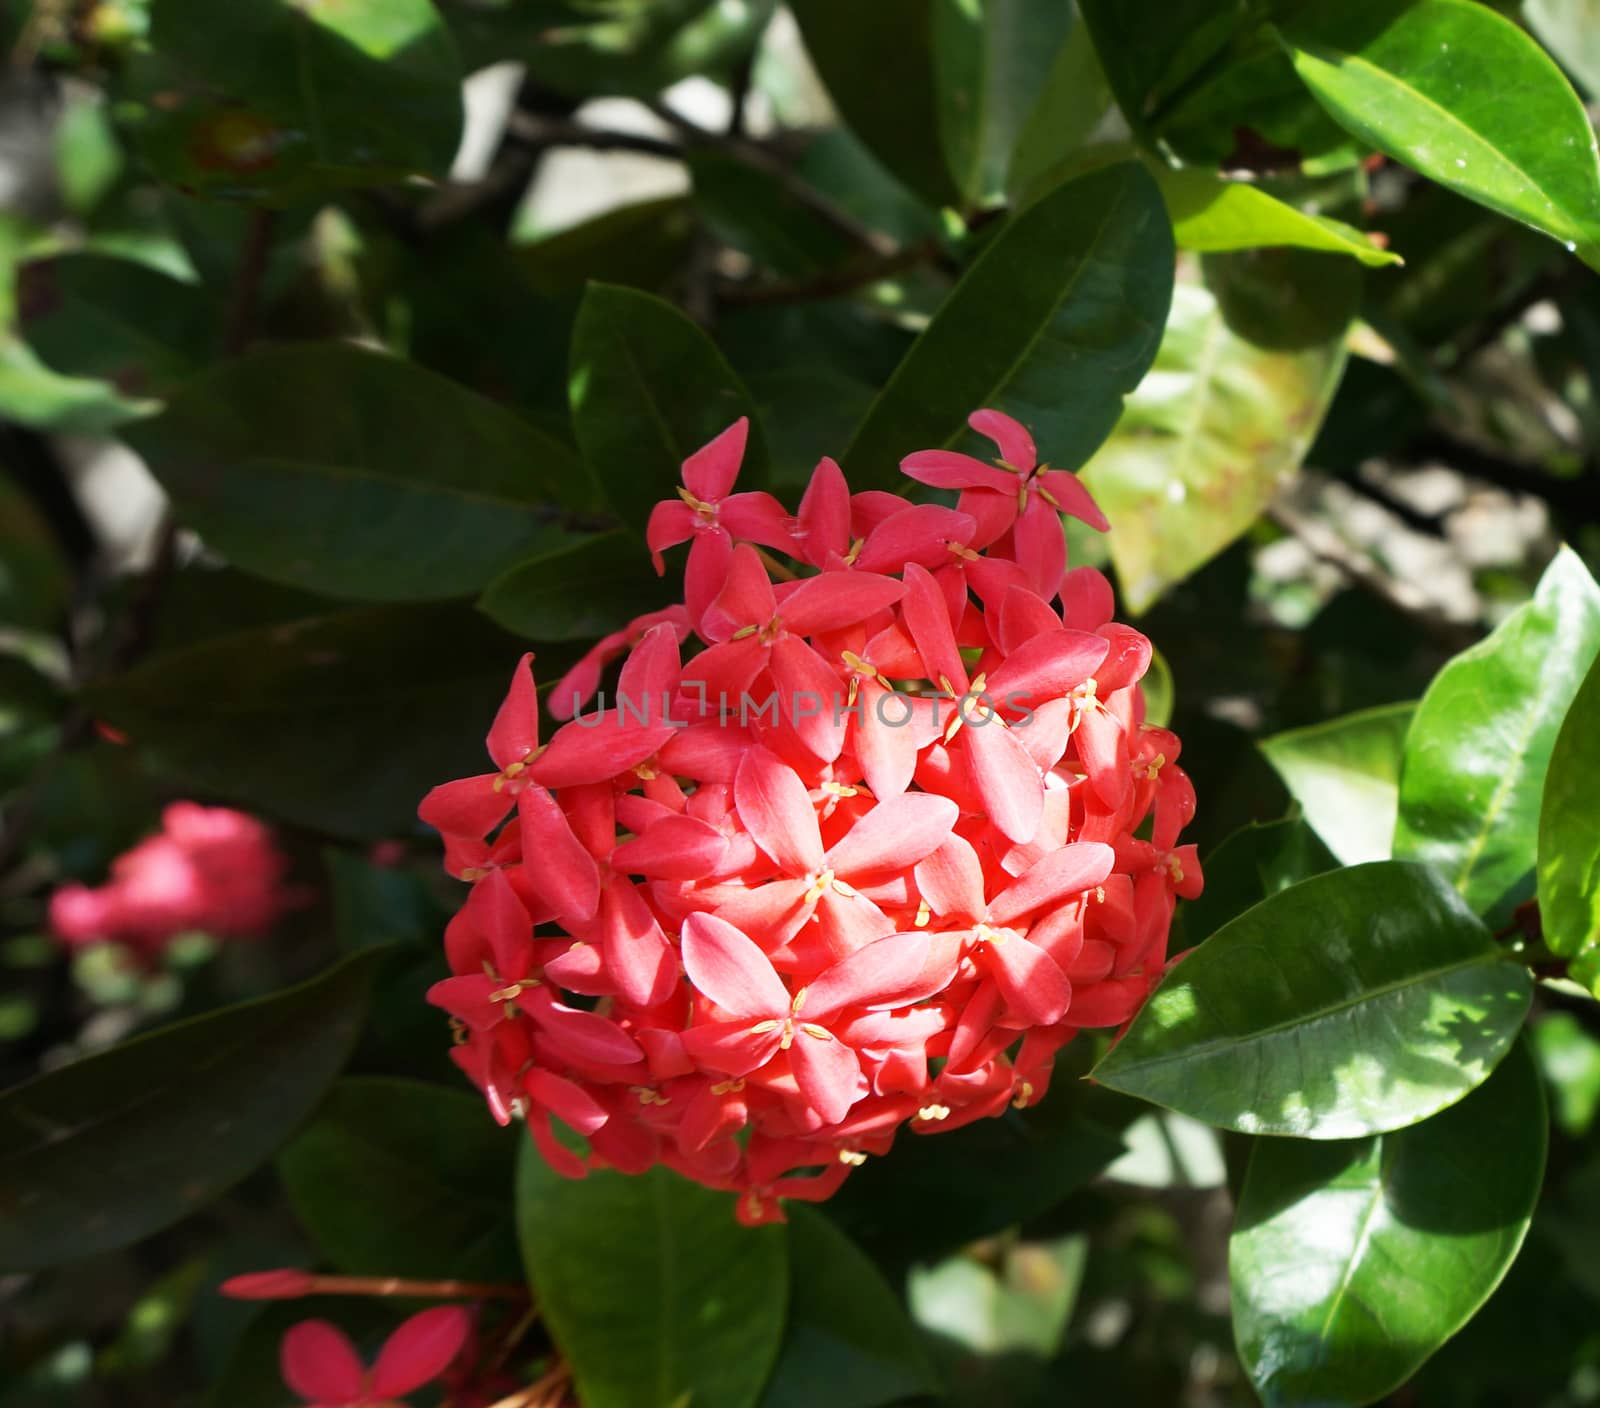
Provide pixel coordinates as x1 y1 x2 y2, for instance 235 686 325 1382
643 97 899 259
716 239 943 307
301 1273 529 1302
1266 498 1471 646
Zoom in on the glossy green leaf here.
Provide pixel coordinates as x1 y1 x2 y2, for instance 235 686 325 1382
759 1208 938 1408
17 254 214 398
1007 19 1114 202
1538 651 1600 993
478 531 674 642
0 951 383 1271
569 283 769 531
277 1078 520 1282
1526 0 1600 98
86 604 542 838
126 342 584 602
1179 817 1339 947
1231 1039 1545 1406
933 0 1074 208
1396 547 1600 915
909 1233 1087 1358
132 0 463 196
1157 167 1402 267
1077 0 1252 133
1260 701 1417 866
842 161 1173 489
1095 862 1534 1138
789 0 956 208
516 1149 787 1408
1142 645 1175 729
1081 257 1350 613
0 336 148 431
1277 0 1600 270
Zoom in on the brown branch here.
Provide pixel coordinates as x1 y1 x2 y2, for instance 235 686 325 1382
715 239 944 307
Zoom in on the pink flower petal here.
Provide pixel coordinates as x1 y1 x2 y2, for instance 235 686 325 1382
987 628 1108 709
780 571 904 636
900 449 1015 492
280 1320 365 1405
735 747 825 875
681 911 789 1018
854 505 978 574
803 932 933 1019
900 562 967 692
795 456 851 567
789 1029 865 1125
682 417 748 502
703 543 776 639
913 834 986 920
961 719 1044 844
985 935 1070 1025
989 841 1115 925
968 408 1036 470
417 775 507 842
612 815 729 879
647 499 698 571
721 491 798 554
1038 468 1109 531
369 1306 472 1399
515 788 601 922
486 653 540 772
823 793 957 878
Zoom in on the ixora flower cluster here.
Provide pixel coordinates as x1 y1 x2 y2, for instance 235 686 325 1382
49 801 294 958
420 410 1201 1225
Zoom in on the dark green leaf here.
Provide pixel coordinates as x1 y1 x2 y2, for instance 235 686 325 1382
933 0 1074 208
569 283 769 531
1396 547 1600 915
0 951 383 1271
1538 651 1600 993
841 161 1173 489
1006 17 1113 202
516 198 695 296
1260 701 1417 866
478 531 673 642
690 152 858 277
759 1208 938 1408
516 1149 787 1408
1231 1039 1545 1406
789 0 957 208
1081 254 1350 612
126 342 584 602
1077 0 1254 132
324 848 443 952
16 254 215 398
1095 862 1534 1137
1277 0 1600 270
277 1077 520 1282
86 603 540 839
131 0 463 196
1157 167 1402 266
1179 817 1338 947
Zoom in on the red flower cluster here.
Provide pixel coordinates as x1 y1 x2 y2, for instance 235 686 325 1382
49 801 294 958
420 411 1201 1224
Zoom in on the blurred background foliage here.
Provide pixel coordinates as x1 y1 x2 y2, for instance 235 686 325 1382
0 0 1598 1405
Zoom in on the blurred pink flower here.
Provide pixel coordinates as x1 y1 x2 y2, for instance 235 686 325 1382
49 801 296 956
281 1306 471 1408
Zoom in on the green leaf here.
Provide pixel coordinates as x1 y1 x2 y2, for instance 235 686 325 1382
1006 18 1114 202
909 1233 1087 1358
478 531 673 642
1142 645 1175 729
131 0 463 196
789 0 957 208
1525 0 1600 98
1077 0 1255 132
841 161 1173 489
0 336 149 431
1532 1011 1600 1137
1094 861 1534 1138
1538 651 1600 992
1178 817 1339 947
516 1150 787 1408
1157 166 1403 266
689 152 858 277
1396 547 1600 916
1276 0 1600 271
1260 701 1417 866
1081 255 1350 613
569 283 769 532
516 197 695 295
0 951 383 1271
86 603 540 838
125 342 584 603
759 1208 938 1408
17 254 214 399
933 0 1074 208
277 1077 521 1282
1231 1038 1546 1406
